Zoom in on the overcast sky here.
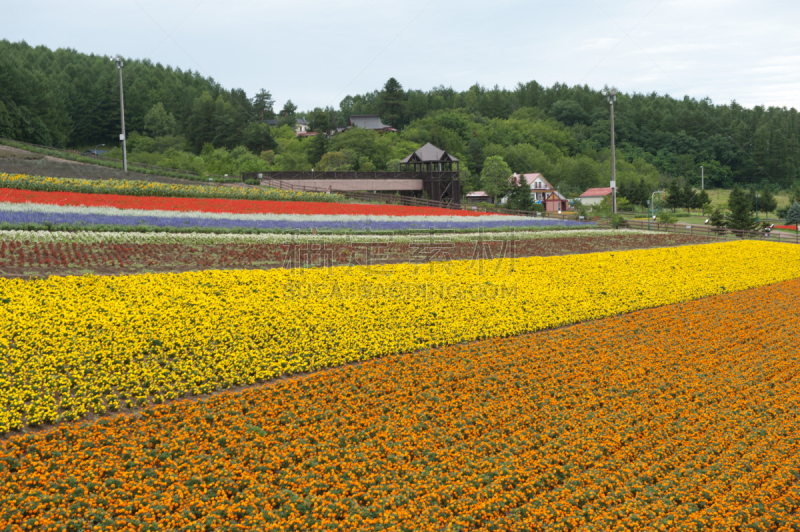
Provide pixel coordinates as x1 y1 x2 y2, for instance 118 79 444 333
3 0 800 111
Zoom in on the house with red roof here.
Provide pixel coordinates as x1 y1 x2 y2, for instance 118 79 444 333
578 187 614 206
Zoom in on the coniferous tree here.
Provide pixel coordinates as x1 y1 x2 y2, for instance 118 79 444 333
726 186 758 231
467 137 486 175
709 206 726 231
243 122 277 154
379 78 406 128
785 201 800 227
759 187 778 217
308 133 328 167
251 89 275 121
665 179 683 213
277 100 298 128
695 189 711 214
681 182 697 213
617 180 632 205
636 178 651 212
506 174 534 211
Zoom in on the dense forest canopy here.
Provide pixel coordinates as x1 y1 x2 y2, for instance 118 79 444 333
2 39 800 198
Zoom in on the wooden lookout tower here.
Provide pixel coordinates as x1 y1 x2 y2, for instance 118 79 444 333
400 143 460 204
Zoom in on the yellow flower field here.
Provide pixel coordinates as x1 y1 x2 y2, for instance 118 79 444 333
1 240 799 433
0 173 337 202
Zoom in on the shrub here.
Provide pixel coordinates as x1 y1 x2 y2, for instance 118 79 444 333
657 212 677 224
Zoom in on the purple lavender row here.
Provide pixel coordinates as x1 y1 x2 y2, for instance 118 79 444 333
0 210 594 231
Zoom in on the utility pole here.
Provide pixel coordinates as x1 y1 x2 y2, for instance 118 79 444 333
602 87 618 213
700 165 704 190
113 56 127 172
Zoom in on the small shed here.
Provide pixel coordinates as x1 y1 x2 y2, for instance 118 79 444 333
466 191 491 203
578 187 613 206
542 190 569 212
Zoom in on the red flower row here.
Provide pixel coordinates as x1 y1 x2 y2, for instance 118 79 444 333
0 188 496 217
775 225 797 230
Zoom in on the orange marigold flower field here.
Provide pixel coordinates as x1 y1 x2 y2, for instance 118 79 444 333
2 279 800 531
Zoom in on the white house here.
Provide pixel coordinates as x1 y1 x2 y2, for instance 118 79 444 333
511 173 556 201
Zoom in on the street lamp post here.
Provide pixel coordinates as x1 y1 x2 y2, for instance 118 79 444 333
700 165 704 190
755 192 759 221
602 87 618 214
94 143 105 157
649 190 666 230
113 56 127 172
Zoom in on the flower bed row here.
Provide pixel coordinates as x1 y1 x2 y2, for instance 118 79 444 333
0 202 591 232
2 279 799 530
0 230 715 276
0 187 497 217
0 240 798 432
0 173 341 202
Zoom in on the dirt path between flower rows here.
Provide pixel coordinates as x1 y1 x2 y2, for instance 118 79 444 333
0 144 90 165
0 235 716 280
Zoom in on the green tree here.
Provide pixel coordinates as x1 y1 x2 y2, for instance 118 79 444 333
251 89 275 121
759 187 777 217
681 182 697 213
277 100 298 127
785 201 800 226
211 97 241 149
358 156 376 171
273 150 310 171
316 150 357 171
243 122 277 154
664 179 683 213
548 100 588 126
635 179 652 212
385 159 402 172
308 107 331 133
564 156 600 194
379 78 405 128
725 185 758 231
506 174 534 211
186 92 216 153
709 206 726 231
307 133 328 167
787 183 800 205
480 156 512 203
695 189 711 214
466 137 486 175
144 102 176 137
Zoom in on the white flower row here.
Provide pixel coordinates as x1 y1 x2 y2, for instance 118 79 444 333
0 202 534 224
0 228 650 245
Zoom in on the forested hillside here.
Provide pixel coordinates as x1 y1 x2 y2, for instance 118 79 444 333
2 39 800 198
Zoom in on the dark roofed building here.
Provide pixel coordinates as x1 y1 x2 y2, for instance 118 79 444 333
348 115 397 132
400 143 460 172
399 143 460 203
